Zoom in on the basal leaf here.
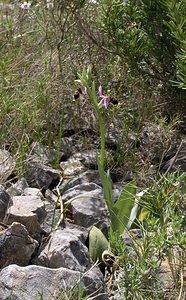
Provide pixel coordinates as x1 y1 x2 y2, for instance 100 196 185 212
89 226 109 263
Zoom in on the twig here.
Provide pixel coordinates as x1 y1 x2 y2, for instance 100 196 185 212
177 269 184 300
157 140 184 185
52 177 64 231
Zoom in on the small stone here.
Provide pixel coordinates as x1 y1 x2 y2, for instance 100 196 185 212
60 158 86 176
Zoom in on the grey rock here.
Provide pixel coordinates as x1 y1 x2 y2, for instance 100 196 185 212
0 264 108 300
122 228 142 246
105 122 138 149
62 222 89 243
7 194 46 235
72 149 97 168
28 142 57 165
0 222 38 270
0 149 16 182
0 186 13 221
105 128 121 148
45 188 59 203
61 170 102 193
60 136 74 155
62 183 109 232
122 231 133 246
60 157 86 176
33 229 90 272
40 199 61 233
72 197 109 231
23 187 43 198
139 124 172 162
25 158 60 190
41 188 66 233
60 149 100 176
62 182 103 202
7 178 28 196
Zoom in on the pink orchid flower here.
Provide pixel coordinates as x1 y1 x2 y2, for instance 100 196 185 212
98 85 109 109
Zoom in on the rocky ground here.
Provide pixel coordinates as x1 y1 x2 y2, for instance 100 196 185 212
0 125 185 300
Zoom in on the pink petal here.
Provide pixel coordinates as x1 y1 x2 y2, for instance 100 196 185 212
98 85 103 97
103 96 109 109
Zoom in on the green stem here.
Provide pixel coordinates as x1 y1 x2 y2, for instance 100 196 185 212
78 70 105 167
97 107 105 168
86 85 105 168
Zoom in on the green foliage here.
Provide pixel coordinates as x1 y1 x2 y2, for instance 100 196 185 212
174 48 186 89
99 0 186 94
139 172 186 229
113 181 137 231
109 173 185 299
0 0 107 180
89 226 109 263
98 155 138 235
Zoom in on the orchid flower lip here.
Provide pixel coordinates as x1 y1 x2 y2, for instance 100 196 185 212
75 79 83 85
75 79 87 94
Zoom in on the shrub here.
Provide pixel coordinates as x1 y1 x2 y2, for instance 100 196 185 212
98 0 186 109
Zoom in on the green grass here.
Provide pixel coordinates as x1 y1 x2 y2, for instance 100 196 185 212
109 172 186 300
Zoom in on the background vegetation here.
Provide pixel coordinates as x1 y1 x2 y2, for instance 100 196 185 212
0 1 185 299
1 0 185 159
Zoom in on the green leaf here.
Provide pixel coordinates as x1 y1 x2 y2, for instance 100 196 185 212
96 154 119 232
139 207 150 222
113 181 137 235
89 226 109 263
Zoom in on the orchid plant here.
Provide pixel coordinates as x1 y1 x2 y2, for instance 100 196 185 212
77 67 138 236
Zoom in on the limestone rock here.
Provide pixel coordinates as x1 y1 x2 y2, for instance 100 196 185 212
60 158 86 176
139 124 173 162
62 183 109 232
40 199 61 233
0 222 38 270
7 193 46 235
28 142 57 165
62 182 102 201
0 264 108 300
0 149 15 182
59 222 89 244
0 186 13 221
23 187 43 198
24 152 60 190
33 228 90 272
105 127 122 149
61 170 102 193
72 149 97 168
7 178 28 196
60 136 74 157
